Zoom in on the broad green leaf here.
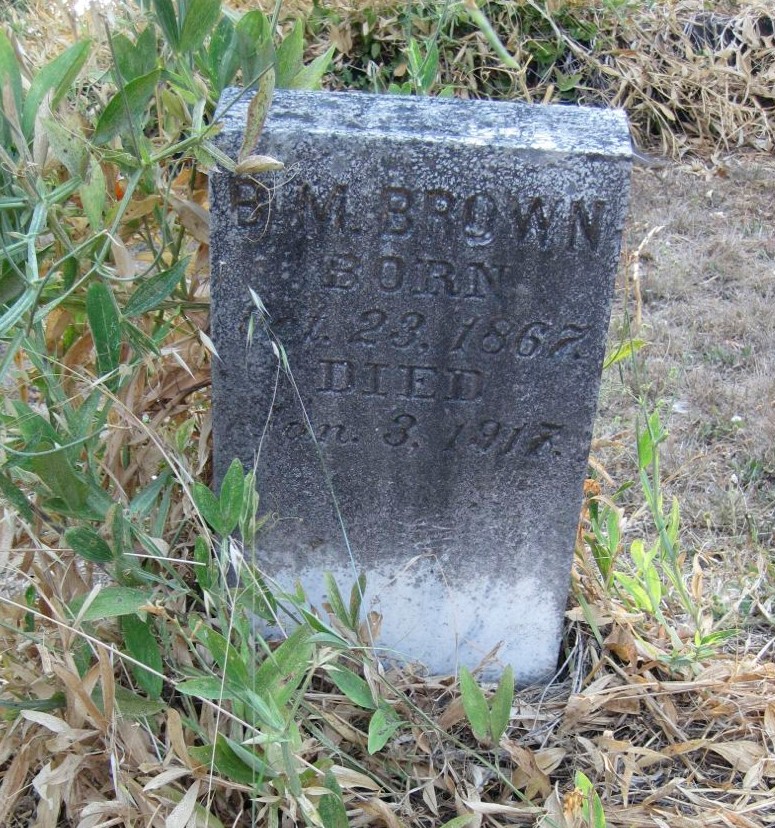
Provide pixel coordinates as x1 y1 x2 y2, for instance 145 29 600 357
235 10 273 88
349 571 366 628
0 30 23 121
40 113 88 178
326 666 375 710
64 526 113 563
238 66 274 163
188 736 255 785
121 614 163 699
459 667 489 743
86 281 121 388
179 0 222 55
32 453 92 514
288 45 335 90
238 687 287 731
218 458 244 535
407 38 423 76
614 572 653 612
319 770 348 828
236 572 278 620
0 692 66 712
367 703 402 754
438 818 476 828
0 472 34 522
253 625 312 696
68 586 154 622
152 0 179 51
12 399 61 448
112 29 157 84
0 267 25 308
489 665 514 745
193 535 212 591
22 39 91 139
93 69 160 146
636 425 653 470
129 470 171 517
93 685 166 718
575 771 607 828
200 627 251 688
644 565 663 612
419 42 439 92
323 572 350 629
177 677 241 701
275 20 303 88
79 159 106 231
192 482 223 533
112 33 141 83
122 320 161 357
206 16 239 95
124 256 188 317
223 735 273 778
189 737 261 786
603 338 645 369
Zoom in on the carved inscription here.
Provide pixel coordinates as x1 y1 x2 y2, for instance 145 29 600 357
232 179 608 251
237 176 608 468
278 414 565 458
314 357 483 402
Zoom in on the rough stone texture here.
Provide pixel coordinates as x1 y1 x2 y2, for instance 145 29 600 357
210 89 631 683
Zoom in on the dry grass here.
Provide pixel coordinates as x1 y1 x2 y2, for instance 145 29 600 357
236 0 775 157
0 2 774 827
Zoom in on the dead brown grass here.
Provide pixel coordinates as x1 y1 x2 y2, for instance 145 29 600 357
0 2 774 828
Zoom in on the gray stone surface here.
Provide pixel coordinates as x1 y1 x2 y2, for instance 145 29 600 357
210 89 631 683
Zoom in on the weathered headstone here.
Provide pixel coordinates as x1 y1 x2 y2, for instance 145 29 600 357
210 89 631 683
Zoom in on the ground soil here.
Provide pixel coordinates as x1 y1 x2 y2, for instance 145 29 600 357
596 152 775 621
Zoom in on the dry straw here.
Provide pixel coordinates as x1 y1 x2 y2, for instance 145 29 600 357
0 2 773 828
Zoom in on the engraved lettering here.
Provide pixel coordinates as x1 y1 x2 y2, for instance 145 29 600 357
282 421 307 440
568 199 605 250
464 261 502 298
480 317 511 354
513 197 554 248
412 258 454 297
377 255 405 292
445 368 483 401
424 189 455 228
499 425 525 456
471 419 501 451
382 186 412 236
349 309 386 345
317 358 355 393
362 362 390 396
319 423 357 444
232 178 265 227
390 311 426 348
441 420 561 457
400 364 438 400
303 182 348 230
451 315 479 353
516 322 550 358
548 324 590 359
383 413 418 447
322 253 359 290
527 423 563 455
463 193 497 247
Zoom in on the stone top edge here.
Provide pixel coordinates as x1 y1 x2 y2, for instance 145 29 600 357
215 88 633 159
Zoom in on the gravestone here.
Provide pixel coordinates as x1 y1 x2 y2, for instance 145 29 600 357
210 89 631 683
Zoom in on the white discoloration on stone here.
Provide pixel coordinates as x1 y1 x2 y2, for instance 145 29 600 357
266 560 563 681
